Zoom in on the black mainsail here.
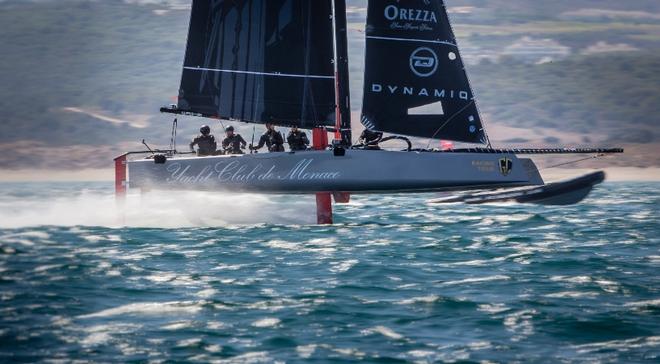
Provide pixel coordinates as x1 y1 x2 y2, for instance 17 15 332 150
176 0 337 129
360 0 487 144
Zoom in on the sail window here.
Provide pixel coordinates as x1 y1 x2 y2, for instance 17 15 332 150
408 101 445 115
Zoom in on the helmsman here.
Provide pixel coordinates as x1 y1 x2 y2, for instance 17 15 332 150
287 126 310 151
190 125 217 156
250 123 285 152
221 126 247 154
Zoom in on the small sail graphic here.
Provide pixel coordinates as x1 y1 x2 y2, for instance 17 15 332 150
361 0 486 143
177 0 336 128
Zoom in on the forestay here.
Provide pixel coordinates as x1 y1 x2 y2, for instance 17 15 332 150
361 0 487 144
177 0 336 128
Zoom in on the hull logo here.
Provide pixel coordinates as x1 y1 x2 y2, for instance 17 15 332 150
164 158 341 185
499 158 513 176
410 47 438 77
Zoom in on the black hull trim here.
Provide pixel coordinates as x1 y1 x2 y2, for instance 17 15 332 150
428 171 606 206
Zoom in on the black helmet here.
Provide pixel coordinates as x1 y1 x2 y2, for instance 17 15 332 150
225 125 234 132
200 125 211 135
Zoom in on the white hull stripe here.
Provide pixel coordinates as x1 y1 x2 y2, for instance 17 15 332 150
183 66 335 79
366 35 457 47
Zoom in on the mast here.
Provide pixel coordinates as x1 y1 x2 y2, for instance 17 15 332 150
332 0 352 145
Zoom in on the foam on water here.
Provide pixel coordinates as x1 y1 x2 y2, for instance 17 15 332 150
439 274 511 286
251 318 281 328
362 326 405 340
78 301 205 319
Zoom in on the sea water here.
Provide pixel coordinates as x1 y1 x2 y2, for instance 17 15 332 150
0 181 658 362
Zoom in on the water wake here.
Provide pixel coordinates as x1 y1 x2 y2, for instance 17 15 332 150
0 187 316 228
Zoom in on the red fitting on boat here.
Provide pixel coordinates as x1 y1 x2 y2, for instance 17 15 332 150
333 192 350 204
312 128 333 224
312 127 329 150
114 154 127 199
316 193 333 224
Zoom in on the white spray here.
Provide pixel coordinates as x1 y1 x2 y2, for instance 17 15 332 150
0 188 316 228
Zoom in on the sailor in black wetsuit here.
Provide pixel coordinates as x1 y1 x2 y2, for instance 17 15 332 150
249 123 285 152
221 125 247 155
287 126 310 151
358 129 383 150
190 125 218 156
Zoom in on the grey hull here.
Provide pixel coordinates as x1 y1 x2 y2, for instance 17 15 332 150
127 149 543 194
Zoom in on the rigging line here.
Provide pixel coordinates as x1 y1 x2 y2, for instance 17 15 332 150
442 0 491 148
250 83 260 154
169 119 174 151
217 119 225 134
425 100 475 149
250 124 256 154
169 118 178 153
174 118 178 153
530 154 605 184
539 154 606 170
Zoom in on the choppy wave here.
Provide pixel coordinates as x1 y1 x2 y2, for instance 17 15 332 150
0 182 658 362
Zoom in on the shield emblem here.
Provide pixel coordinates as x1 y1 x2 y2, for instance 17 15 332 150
499 158 513 176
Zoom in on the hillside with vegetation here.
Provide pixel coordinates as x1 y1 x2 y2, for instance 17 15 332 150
471 53 660 144
1 0 659 169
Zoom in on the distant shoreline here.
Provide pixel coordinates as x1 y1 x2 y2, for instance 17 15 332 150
541 167 660 182
1 167 659 183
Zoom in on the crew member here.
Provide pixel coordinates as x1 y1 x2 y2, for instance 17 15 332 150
287 126 310 151
221 125 247 154
249 123 284 152
358 128 383 149
190 125 217 156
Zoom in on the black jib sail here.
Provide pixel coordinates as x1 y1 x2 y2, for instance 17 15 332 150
360 0 487 144
176 0 336 128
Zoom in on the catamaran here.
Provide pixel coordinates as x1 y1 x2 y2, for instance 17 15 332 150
115 0 622 223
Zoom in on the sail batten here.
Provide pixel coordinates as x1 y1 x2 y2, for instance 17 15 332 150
361 0 486 144
365 35 457 47
182 67 335 79
177 0 337 128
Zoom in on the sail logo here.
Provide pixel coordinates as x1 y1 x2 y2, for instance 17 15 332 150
370 83 469 101
384 5 438 23
410 47 438 77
